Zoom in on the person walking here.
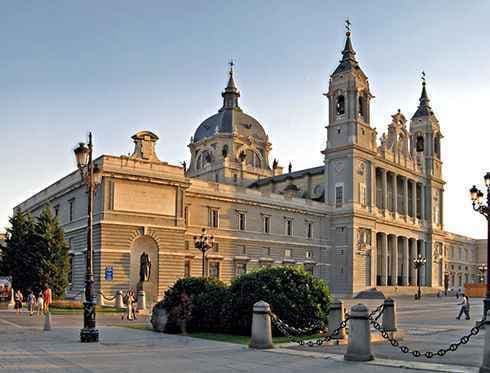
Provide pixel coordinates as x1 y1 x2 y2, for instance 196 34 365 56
122 289 132 320
26 290 35 316
456 294 471 320
129 289 137 320
42 285 52 313
14 289 23 316
36 291 44 316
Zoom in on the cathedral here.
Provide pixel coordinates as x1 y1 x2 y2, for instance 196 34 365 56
15 27 485 299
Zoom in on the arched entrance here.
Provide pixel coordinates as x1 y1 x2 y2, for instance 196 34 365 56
129 235 159 303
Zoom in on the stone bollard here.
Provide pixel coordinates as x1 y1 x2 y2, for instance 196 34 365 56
44 312 52 331
97 290 104 307
327 299 346 339
137 290 146 312
115 290 124 309
249 301 274 349
382 298 397 335
344 304 374 362
480 312 490 372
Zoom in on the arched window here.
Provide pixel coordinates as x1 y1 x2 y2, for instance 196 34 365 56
358 95 364 117
336 95 345 116
416 135 424 153
246 149 262 168
434 135 441 159
196 150 212 169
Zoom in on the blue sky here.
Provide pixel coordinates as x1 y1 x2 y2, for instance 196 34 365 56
2 1 490 238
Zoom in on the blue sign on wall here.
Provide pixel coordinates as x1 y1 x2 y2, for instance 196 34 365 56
104 266 113 281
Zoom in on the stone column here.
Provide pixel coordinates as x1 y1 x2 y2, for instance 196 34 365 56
403 177 409 217
391 235 398 286
328 299 346 340
381 233 388 286
382 169 388 212
410 239 417 286
412 181 417 221
393 174 398 215
421 184 426 221
419 240 426 286
402 237 409 286
371 231 377 287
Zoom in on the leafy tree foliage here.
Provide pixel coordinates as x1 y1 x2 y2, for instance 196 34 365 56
2 207 69 297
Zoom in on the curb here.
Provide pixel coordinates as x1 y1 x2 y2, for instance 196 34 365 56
266 348 478 373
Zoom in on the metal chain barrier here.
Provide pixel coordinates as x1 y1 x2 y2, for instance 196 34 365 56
368 303 384 321
369 315 484 359
271 312 349 346
101 292 117 302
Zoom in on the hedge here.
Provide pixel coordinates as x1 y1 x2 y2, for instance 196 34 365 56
151 266 331 335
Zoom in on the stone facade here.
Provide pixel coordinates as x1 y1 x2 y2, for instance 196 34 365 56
14 29 486 298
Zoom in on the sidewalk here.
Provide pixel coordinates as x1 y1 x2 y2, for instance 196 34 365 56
0 314 478 373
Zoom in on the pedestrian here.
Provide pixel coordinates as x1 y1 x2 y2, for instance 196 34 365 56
122 289 132 320
42 285 52 313
36 291 44 316
26 289 35 316
14 289 23 316
130 289 137 320
456 294 471 320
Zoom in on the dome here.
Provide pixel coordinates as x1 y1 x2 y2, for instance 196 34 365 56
192 64 268 144
193 109 268 143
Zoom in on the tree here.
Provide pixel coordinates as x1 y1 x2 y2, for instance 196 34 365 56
2 207 69 298
34 206 69 298
2 210 38 292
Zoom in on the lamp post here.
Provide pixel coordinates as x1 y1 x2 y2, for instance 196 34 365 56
478 264 488 284
74 132 102 343
193 228 215 277
413 254 427 300
444 270 450 296
470 172 490 322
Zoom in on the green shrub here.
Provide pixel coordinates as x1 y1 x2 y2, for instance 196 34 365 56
153 277 229 333
227 266 331 335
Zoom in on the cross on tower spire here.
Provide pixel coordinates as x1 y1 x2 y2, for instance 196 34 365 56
345 18 351 33
421 70 426 85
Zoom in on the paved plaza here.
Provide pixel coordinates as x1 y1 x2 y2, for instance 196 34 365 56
0 296 486 372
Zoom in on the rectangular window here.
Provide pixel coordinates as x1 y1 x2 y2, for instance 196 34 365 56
209 262 220 279
285 219 293 236
209 209 219 228
306 222 313 239
184 259 191 277
335 184 343 208
284 248 292 258
69 199 75 222
68 254 74 287
263 216 270 234
241 245 247 255
305 250 312 259
304 263 314 275
266 247 271 256
54 205 60 218
213 242 219 253
235 262 247 277
238 212 246 231
184 240 189 250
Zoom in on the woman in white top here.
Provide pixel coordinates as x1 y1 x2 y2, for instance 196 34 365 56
36 292 44 316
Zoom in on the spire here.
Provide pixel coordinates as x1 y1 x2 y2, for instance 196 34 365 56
221 60 240 110
332 19 360 75
412 71 434 118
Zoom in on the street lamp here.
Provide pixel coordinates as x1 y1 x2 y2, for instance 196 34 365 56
74 132 102 343
470 173 490 322
478 264 488 284
193 228 215 277
413 254 427 300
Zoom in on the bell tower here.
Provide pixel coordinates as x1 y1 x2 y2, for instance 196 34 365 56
409 74 445 229
325 21 376 153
